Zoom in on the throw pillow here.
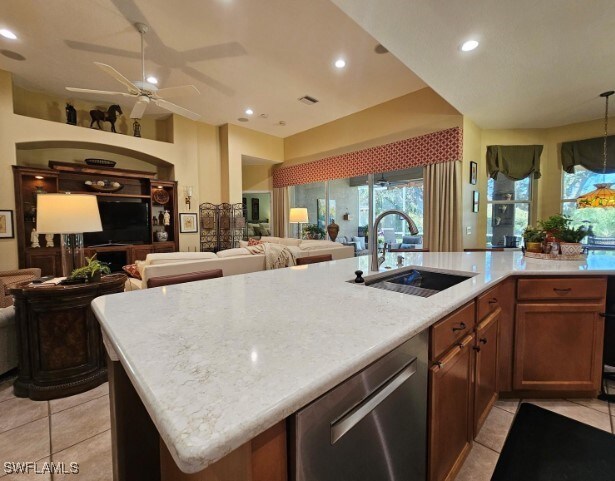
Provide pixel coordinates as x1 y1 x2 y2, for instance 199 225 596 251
259 227 271 236
248 238 264 246
352 236 366 250
122 264 142 279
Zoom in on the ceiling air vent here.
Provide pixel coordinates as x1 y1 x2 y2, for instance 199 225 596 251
298 95 319 105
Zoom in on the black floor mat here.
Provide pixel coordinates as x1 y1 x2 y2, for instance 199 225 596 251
491 402 615 481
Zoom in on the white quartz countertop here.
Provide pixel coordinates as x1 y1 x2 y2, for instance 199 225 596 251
92 250 615 473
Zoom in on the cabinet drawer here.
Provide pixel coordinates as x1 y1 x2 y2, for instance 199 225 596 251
517 277 606 301
477 285 500 320
430 302 475 361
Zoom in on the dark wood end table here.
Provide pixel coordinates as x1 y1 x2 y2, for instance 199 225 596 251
10 273 126 400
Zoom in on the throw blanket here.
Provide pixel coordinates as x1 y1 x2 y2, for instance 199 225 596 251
245 243 296 270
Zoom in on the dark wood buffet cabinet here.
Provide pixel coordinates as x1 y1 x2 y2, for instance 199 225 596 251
11 274 127 400
13 162 179 276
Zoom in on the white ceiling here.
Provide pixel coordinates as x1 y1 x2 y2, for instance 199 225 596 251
0 0 426 137
332 0 615 129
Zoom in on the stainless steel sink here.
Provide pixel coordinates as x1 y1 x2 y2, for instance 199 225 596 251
363 268 475 298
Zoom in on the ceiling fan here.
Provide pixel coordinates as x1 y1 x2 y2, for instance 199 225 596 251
374 173 410 188
66 23 201 121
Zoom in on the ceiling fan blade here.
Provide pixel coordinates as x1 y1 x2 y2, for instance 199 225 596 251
130 98 150 119
154 98 201 121
65 40 141 59
94 62 140 95
154 85 201 98
66 87 136 97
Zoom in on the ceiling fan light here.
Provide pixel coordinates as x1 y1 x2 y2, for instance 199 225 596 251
146 76 158 84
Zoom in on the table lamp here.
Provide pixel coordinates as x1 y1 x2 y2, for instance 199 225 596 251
36 194 102 277
289 207 308 239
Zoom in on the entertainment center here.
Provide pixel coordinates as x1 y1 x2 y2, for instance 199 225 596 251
12 162 179 276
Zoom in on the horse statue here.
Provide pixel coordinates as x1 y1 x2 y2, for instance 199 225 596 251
90 104 123 133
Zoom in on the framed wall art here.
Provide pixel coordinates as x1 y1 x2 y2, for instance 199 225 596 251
0 210 14 239
179 213 198 233
470 161 478 185
472 191 480 213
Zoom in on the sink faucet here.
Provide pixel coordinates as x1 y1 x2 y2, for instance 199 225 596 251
371 210 419 272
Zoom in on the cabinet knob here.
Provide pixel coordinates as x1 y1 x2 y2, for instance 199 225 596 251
473 346 481 352
488 298 498 305
479 338 488 344
452 322 466 332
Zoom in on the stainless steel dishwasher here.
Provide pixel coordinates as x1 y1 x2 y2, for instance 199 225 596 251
290 330 428 481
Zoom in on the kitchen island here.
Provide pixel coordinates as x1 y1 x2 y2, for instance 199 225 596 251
92 250 615 480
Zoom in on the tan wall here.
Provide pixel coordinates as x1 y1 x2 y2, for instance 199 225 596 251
221 124 283 203
462 117 484 249
242 164 273 191
283 88 462 166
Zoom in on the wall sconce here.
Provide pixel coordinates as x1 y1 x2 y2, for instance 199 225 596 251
184 186 193 210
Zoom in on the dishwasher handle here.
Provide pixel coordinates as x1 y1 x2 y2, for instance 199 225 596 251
330 357 417 444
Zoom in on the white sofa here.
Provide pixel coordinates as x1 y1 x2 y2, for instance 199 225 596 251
125 237 354 290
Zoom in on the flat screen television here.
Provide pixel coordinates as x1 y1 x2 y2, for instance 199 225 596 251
84 200 150 246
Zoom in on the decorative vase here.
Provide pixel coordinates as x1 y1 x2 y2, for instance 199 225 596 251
156 230 168 242
327 221 339 242
525 242 542 253
560 242 583 256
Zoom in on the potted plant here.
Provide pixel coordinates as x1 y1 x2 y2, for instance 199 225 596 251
537 214 570 242
303 224 326 240
68 255 111 283
558 225 588 256
522 227 545 253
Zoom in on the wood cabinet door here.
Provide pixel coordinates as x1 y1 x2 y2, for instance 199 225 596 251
474 309 499 436
428 334 474 481
131 245 153 263
26 250 61 276
514 303 605 392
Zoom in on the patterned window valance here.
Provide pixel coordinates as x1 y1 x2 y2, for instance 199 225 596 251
561 135 615 174
272 127 462 188
486 145 543 180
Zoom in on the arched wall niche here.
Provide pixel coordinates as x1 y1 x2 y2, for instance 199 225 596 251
15 140 175 179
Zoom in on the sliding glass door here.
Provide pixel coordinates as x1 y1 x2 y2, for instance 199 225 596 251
287 168 424 250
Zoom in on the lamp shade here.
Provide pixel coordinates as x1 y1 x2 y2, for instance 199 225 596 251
37 194 102 234
289 207 308 223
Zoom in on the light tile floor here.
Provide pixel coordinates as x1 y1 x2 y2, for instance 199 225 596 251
455 379 615 481
0 377 111 480
0 376 613 481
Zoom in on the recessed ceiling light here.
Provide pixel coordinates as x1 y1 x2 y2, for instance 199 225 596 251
0 29 17 40
146 76 158 84
334 58 346 69
460 40 479 52
245 108 253 115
